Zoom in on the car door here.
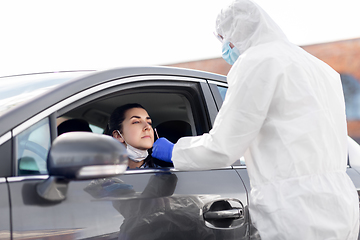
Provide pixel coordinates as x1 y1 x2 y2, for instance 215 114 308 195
0 178 10 239
8 71 250 240
207 78 262 237
0 134 11 239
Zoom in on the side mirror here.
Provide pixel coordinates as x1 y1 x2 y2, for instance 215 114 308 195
37 132 128 201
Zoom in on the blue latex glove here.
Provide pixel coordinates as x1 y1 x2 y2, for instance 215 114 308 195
152 137 174 163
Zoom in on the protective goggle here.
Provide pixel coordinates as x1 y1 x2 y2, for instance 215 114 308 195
213 32 224 43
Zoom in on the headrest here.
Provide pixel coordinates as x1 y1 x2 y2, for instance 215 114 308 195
155 120 192 143
57 119 92 136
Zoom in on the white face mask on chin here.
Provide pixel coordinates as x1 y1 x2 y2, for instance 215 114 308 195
117 130 148 162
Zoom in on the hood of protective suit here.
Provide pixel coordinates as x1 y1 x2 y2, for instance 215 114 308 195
216 0 288 54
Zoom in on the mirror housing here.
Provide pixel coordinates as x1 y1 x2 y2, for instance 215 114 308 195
37 132 128 201
48 132 128 180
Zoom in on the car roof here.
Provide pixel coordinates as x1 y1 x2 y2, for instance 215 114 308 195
0 66 226 136
0 71 95 116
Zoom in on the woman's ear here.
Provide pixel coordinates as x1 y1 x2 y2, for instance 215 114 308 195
113 130 125 143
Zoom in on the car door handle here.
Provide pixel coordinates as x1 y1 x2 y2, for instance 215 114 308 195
203 199 245 229
203 208 243 220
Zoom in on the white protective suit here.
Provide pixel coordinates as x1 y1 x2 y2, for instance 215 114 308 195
172 0 359 239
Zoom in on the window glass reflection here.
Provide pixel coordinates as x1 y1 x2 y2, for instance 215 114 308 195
15 118 51 175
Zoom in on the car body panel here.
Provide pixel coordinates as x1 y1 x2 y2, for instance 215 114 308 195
346 168 360 190
0 71 94 117
0 179 10 239
9 169 248 240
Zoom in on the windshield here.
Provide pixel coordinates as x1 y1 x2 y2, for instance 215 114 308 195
0 71 93 116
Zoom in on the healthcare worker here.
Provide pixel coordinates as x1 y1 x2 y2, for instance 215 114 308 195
152 0 359 239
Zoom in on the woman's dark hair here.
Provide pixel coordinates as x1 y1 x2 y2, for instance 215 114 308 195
104 103 146 136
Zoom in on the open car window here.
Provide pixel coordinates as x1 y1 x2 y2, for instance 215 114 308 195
55 81 212 170
59 92 198 137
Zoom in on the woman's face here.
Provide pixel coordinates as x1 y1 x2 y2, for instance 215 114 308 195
117 107 154 150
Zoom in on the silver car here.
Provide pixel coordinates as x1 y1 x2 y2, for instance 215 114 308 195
0 67 359 240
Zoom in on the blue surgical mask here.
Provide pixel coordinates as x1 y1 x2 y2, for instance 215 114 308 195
222 40 240 65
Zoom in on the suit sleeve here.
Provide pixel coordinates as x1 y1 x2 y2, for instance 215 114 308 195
172 57 281 170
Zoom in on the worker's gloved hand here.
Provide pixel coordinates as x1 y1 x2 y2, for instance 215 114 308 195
152 137 174 163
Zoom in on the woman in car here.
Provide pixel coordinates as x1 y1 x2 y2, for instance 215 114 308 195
105 103 168 169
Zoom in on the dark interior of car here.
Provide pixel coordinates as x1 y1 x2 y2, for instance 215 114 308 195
56 86 208 144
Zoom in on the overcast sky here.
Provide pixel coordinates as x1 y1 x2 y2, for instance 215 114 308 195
1 0 359 77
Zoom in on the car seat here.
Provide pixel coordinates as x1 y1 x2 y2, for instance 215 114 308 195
57 118 92 136
155 120 192 143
